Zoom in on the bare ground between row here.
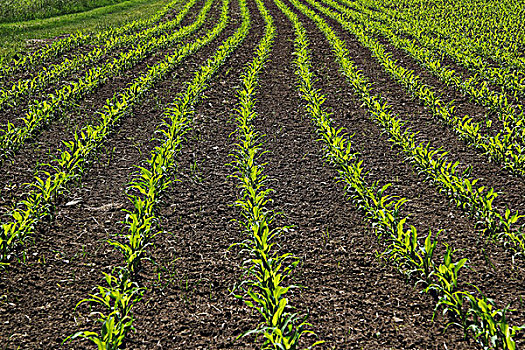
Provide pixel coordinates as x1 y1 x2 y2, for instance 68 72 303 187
0 0 219 219
243 0 471 348
126 0 269 347
1 0 524 348
0 2 240 348
287 0 525 342
295 0 525 271
119 1 470 348
308 0 525 215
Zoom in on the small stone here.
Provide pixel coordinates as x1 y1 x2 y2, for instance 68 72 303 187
65 199 82 206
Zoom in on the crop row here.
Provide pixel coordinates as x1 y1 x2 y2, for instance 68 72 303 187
2 0 523 348
345 0 525 100
229 0 323 347
327 0 525 172
67 0 259 346
285 0 523 347
0 0 223 266
293 0 525 259
333 0 521 123
0 0 184 79
0 0 212 165
308 0 525 177
373 0 525 75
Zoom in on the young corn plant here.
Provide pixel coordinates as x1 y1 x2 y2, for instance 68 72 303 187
66 268 144 350
229 1 322 347
69 0 256 345
467 286 523 350
426 246 471 336
295 0 525 259
0 0 212 164
325 0 525 150
0 0 228 268
0 0 199 112
341 0 525 101
307 0 525 177
284 0 523 347
0 0 182 79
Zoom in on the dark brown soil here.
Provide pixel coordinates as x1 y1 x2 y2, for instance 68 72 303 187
126 0 266 347
347 0 525 103
253 0 470 348
289 0 525 344
1 0 524 349
333 0 525 138
314 3 525 216
0 0 219 218
0 0 240 348
0 1 207 129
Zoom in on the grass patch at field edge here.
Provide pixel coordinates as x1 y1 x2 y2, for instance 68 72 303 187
0 0 171 60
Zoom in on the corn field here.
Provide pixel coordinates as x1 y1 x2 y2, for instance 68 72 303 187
0 0 524 348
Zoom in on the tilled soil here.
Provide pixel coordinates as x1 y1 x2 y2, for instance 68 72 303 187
321 1 525 217
288 0 525 342
0 0 240 348
127 0 267 347
1 0 524 349
337 0 522 105
0 0 219 217
253 0 470 348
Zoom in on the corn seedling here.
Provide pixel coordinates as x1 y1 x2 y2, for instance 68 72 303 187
286 0 524 347
229 0 322 347
0 0 226 266
69 0 258 344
